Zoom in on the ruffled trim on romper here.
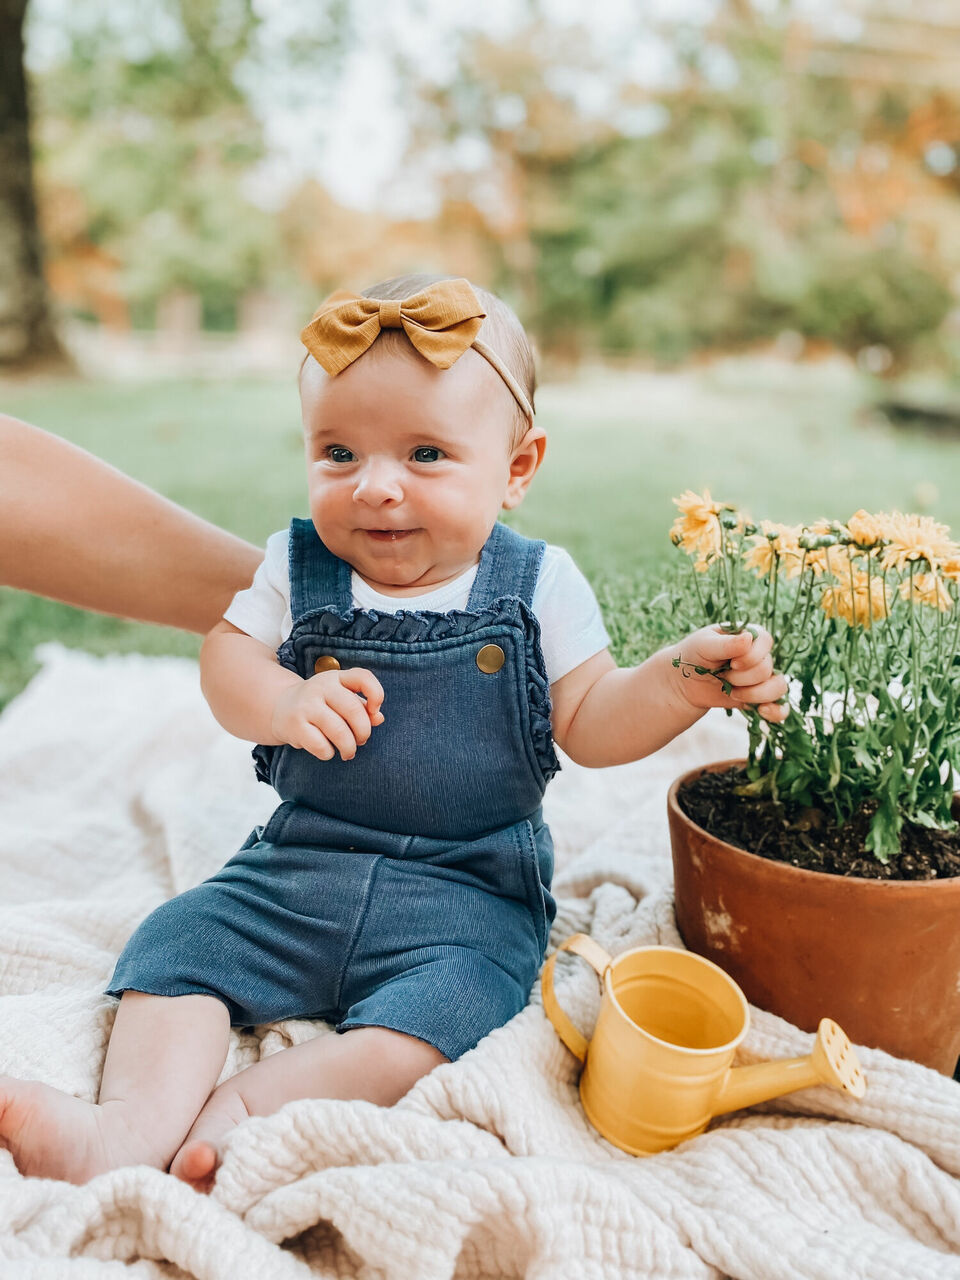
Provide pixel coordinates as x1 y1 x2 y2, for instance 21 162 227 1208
253 597 559 786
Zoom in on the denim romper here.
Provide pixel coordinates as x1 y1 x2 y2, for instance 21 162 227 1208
107 518 559 1061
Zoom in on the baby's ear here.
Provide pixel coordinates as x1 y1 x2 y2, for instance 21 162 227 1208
511 425 546 469
503 430 545 509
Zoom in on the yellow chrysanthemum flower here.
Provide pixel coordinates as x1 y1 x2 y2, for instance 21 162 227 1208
820 571 890 629
669 489 727 559
808 543 856 580
878 512 957 574
898 572 953 612
743 520 804 578
940 553 960 584
846 509 887 551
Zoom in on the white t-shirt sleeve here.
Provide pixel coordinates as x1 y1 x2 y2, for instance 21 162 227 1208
222 528 292 649
531 544 611 685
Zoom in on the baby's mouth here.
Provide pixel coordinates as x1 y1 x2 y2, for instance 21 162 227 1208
364 528 418 542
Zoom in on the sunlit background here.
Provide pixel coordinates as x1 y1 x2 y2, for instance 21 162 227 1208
3 0 960 700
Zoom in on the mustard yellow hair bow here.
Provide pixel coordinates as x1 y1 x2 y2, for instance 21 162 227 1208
300 278 534 421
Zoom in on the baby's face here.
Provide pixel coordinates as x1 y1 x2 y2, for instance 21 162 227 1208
300 348 539 593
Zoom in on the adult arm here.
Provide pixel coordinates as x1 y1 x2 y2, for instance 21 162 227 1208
0 414 263 633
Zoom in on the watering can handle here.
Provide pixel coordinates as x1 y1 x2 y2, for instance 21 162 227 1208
541 933 611 1062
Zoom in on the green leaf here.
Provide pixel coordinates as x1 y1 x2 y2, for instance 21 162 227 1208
851 742 877 772
891 706 911 747
800 674 817 711
910 809 941 829
778 758 802 787
865 799 901 863
733 774 774 798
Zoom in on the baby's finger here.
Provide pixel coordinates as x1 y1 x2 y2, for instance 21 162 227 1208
695 624 755 663
293 721 337 762
728 628 772 670
724 653 773 687
338 667 386 721
757 700 790 723
729 673 789 706
311 706 363 761
325 682 376 747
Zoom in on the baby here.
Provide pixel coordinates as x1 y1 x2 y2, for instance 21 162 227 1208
0 273 788 1191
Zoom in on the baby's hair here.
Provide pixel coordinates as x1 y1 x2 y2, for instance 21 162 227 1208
299 272 537 452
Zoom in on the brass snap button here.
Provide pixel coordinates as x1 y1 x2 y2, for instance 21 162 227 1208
314 654 341 674
476 643 505 674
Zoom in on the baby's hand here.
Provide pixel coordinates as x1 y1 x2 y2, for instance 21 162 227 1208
669 623 789 724
271 666 385 761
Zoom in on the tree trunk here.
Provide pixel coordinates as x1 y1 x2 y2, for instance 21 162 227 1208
0 0 72 371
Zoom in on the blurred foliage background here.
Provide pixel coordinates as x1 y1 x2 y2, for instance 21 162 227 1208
3 0 960 701
14 0 960 369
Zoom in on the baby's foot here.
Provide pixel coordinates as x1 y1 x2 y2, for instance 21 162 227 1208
169 1087 250 1194
0 1075 168 1183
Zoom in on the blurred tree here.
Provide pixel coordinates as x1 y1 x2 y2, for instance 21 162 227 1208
0 0 71 371
10 0 960 370
407 1 958 366
5 0 350 364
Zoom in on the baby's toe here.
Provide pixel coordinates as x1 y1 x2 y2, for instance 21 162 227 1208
170 1138 218 1191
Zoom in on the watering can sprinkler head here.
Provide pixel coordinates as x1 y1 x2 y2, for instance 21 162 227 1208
813 1018 868 1095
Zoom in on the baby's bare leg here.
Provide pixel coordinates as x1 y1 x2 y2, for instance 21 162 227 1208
170 1026 446 1191
0 991 230 1183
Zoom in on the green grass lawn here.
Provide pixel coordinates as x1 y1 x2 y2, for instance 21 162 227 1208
3 360 960 705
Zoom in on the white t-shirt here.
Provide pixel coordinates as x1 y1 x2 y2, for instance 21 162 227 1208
224 528 611 686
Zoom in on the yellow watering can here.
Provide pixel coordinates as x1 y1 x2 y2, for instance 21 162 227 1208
542 934 867 1156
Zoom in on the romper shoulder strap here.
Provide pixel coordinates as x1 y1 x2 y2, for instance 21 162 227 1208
287 517 353 620
466 520 546 612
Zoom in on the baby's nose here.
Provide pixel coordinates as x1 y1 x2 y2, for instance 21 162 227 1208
352 458 404 504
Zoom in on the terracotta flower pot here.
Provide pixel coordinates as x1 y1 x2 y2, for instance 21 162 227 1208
668 758 960 1076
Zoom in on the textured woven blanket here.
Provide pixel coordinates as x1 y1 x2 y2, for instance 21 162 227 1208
1 644 959 1279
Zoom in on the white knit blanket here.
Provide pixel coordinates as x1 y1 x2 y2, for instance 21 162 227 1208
1 645 959 1280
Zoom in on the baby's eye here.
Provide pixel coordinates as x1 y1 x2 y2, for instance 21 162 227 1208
325 446 356 463
412 446 444 463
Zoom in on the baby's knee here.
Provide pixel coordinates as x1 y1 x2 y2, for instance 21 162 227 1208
350 1026 448 1095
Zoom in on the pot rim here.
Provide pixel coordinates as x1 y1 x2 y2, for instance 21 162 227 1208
668 757 960 889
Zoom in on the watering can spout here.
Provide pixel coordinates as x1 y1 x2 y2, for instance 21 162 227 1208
713 1018 867 1118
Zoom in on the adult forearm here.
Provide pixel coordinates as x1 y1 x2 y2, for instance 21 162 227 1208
200 625 301 744
562 647 707 768
0 415 262 633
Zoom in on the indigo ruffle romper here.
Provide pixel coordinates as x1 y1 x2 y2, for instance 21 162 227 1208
106 518 559 1060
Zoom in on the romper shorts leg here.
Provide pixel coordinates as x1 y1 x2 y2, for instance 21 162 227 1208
334 847 547 1062
105 827 379 1026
